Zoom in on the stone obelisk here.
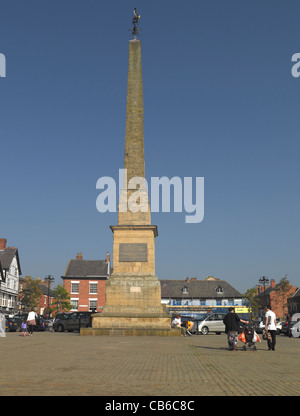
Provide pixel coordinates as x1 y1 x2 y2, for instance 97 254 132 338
82 15 180 336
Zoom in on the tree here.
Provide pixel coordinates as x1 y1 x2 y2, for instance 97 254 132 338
50 285 72 316
20 277 42 311
243 287 261 319
274 275 292 319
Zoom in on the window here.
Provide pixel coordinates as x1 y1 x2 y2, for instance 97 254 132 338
182 286 188 294
89 299 97 311
200 300 206 306
216 285 223 294
89 283 98 294
70 299 78 310
71 282 79 294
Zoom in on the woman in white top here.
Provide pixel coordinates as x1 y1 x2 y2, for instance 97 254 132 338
265 305 277 351
27 309 37 336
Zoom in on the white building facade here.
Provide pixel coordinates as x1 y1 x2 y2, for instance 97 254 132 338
0 238 21 315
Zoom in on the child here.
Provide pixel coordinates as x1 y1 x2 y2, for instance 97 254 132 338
186 320 194 336
21 318 27 337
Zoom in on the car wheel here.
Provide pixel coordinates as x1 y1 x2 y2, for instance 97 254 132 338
57 324 64 332
201 326 209 335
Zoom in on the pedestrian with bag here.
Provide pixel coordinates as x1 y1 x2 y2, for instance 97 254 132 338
223 307 249 351
27 308 37 336
264 305 277 351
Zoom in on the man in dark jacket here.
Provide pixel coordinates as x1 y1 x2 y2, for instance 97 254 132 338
223 307 249 351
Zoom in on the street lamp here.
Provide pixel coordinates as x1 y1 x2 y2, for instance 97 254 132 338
259 276 270 293
45 275 55 311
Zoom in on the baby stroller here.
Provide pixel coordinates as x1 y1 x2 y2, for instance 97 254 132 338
240 321 258 351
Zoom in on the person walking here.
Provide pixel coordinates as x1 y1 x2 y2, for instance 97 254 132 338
21 318 28 337
223 307 249 351
27 308 37 336
264 305 277 351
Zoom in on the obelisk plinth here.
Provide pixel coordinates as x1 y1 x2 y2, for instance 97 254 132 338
82 35 180 336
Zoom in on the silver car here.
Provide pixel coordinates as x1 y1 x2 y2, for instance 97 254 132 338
197 313 227 335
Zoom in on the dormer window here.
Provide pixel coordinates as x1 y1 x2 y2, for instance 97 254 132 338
182 286 189 294
216 285 223 294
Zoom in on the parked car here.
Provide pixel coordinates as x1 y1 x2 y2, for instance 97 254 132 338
282 320 289 335
196 313 227 335
53 312 92 332
282 313 300 337
254 320 265 334
255 318 283 335
54 313 71 322
44 318 54 331
5 317 21 332
276 321 284 334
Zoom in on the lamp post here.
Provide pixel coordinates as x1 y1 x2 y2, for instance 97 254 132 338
259 276 270 293
44 275 55 312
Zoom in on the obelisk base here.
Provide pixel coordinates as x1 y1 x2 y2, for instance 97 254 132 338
81 327 181 337
81 275 181 336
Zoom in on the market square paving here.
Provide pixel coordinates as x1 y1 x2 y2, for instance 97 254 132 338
0 332 299 396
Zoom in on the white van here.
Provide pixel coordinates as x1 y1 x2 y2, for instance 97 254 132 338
197 313 227 335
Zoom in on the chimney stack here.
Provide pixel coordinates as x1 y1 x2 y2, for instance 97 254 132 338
186 277 190 283
106 251 111 275
76 252 83 260
106 251 110 263
271 279 276 288
0 238 7 250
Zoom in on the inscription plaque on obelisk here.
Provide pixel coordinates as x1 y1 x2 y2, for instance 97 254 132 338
82 10 180 336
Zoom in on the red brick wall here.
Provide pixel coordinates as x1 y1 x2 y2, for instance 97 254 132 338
270 285 297 320
63 278 106 312
38 294 53 315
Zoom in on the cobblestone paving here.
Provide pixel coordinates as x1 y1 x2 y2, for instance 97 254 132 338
0 332 299 396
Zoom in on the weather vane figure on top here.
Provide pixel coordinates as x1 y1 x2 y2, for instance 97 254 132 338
131 8 141 38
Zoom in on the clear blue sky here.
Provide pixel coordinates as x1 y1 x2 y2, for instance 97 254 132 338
1 0 299 293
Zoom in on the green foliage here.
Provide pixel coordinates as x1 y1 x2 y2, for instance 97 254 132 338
243 287 260 319
20 277 42 311
50 285 72 316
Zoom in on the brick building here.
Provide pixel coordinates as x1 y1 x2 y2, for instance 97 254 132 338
255 279 297 320
61 252 111 312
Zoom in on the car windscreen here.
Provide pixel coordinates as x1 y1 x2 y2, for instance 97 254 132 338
194 314 210 321
57 313 71 320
